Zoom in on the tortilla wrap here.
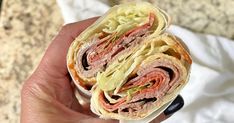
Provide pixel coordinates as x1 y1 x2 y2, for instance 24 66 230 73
67 2 192 120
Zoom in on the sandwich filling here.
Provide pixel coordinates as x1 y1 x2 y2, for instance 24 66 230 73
92 34 191 118
76 13 156 89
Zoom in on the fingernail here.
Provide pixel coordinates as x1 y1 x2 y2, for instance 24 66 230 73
164 95 184 116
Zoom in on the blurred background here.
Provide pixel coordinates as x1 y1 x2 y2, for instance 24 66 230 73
0 0 234 123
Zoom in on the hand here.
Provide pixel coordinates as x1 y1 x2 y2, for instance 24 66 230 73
21 17 184 123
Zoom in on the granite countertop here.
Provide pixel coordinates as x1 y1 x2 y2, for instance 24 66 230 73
118 0 234 39
0 0 234 123
0 0 63 122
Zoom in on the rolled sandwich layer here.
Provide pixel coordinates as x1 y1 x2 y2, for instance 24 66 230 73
67 2 192 120
67 2 170 95
91 34 191 120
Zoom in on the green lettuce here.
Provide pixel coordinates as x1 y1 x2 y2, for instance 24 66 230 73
102 11 148 36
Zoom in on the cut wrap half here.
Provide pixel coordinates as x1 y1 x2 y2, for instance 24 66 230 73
90 33 191 120
67 2 170 96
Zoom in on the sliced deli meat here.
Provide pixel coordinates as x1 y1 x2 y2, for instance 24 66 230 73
67 2 192 121
67 2 169 93
91 34 191 120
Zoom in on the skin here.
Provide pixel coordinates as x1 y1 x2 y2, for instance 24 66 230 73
21 17 171 123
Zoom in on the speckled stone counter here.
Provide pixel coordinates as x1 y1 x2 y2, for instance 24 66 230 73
117 0 234 39
0 0 234 123
0 0 63 122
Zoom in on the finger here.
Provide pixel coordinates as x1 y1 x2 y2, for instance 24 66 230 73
79 118 118 123
36 17 99 79
150 113 170 123
164 95 184 116
150 95 184 123
58 16 99 41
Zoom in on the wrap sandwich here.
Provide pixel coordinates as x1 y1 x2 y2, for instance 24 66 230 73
67 2 192 120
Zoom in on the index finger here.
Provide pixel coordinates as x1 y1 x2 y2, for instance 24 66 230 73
58 17 99 42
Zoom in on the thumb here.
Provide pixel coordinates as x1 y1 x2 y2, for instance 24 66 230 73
150 95 184 123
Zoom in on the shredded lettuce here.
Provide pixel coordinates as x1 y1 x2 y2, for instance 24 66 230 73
126 86 146 101
97 69 125 91
104 91 120 104
102 10 148 36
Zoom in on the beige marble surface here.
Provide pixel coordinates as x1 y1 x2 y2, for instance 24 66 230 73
0 0 63 122
0 0 234 123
